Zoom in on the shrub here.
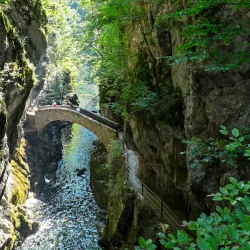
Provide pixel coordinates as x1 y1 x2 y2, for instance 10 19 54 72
136 177 250 250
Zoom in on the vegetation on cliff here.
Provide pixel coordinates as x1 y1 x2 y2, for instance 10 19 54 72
0 0 47 249
76 0 250 248
135 125 250 249
183 126 250 170
164 0 250 72
79 0 183 121
10 140 30 206
137 178 250 250
79 0 249 120
0 0 249 248
103 140 126 242
7 139 37 249
0 5 36 86
40 0 85 98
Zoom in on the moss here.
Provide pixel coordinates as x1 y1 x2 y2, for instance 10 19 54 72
9 165 29 206
3 139 31 249
9 139 30 206
0 6 36 88
5 223 16 250
106 170 126 240
105 193 124 240
0 6 14 34
11 206 20 229
102 140 128 242
10 204 34 247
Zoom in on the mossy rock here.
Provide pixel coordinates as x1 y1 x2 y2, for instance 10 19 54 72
11 204 37 243
10 140 30 206
101 140 130 245
6 139 33 248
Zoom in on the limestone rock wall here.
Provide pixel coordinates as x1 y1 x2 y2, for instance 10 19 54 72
90 139 164 249
0 1 47 248
4 0 47 65
90 140 109 209
101 1 250 220
24 122 63 194
92 140 136 249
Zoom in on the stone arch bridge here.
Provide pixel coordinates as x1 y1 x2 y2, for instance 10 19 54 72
26 105 119 150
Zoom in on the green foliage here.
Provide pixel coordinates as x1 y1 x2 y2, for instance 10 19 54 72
132 85 182 120
41 0 84 85
79 0 250 124
79 0 250 125
136 178 250 249
161 0 250 71
40 68 73 105
80 0 250 80
107 140 124 174
136 237 157 250
106 83 182 123
108 140 124 161
80 0 183 120
182 126 250 168
80 0 131 82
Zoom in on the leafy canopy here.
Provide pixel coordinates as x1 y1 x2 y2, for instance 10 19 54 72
41 0 84 84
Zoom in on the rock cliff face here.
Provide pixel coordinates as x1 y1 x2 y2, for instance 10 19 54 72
4 0 47 65
100 1 250 222
90 140 163 249
90 140 109 209
0 0 47 248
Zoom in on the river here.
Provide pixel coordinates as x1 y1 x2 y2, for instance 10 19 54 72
17 84 103 249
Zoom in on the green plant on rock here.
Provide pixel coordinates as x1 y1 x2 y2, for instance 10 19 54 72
106 81 182 123
136 177 250 250
107 140 124 175
136 237 157 250
131 85 182 121
160 0 250 71
182 126 250 169
102 140 127 242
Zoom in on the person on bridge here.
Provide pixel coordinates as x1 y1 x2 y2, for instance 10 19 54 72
52 100 57 107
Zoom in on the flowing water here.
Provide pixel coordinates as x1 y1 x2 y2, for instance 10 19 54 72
18 84 104 249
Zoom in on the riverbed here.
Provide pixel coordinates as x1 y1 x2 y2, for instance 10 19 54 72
17 83 103 249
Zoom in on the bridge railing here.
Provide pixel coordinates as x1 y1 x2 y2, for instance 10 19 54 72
127 166 190 235
78 107 119 130
37 105 69 109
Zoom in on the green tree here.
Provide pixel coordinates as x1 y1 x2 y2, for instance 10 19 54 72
41 0 84 87
79 0 250 122
79 0 183 119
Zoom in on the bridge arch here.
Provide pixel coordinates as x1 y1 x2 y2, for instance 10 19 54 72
33 106 118 151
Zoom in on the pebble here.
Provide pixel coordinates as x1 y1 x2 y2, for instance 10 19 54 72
16 126 104 250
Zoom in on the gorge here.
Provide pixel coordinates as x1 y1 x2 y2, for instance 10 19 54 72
0 0 250 249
